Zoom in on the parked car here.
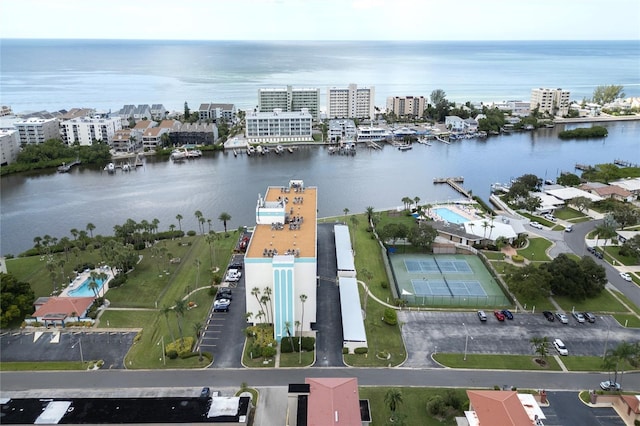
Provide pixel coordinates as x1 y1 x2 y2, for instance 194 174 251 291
572 312 586 323
553 338 568 356
544 214 557 222
224 269 242 282
229 261 243 270
594 251 603 259
600 381 621 391
543 311 555 321
620 272 632 282
200 387 211 399
477 310 487 322
564 225 573 232
216 288 232 300
529 221 543 229
583 312 596 323
555 312 569 324
213 298 231 312
501 309 514 320
587 246 596 254
494 310 506 321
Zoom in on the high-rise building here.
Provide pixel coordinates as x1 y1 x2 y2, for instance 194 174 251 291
530 88 570 117
386 96 426 118
327 84 375 120
0 129 21 165
59 116 122 146
258 86 320 121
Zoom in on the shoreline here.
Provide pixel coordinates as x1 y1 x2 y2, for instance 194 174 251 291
553 114 640 124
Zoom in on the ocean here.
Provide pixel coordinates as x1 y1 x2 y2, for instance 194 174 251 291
1 39 639 113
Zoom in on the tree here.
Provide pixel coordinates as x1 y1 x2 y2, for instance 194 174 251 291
176 214 183 231
530 336 549 363
284 321 294 354
401 197 412 211
611 204 638 230
506 263 552 302
365 206 375 225
251 287 264 323
430 89 447 107
87 271 100 298
205 233 218 268
86 222 96 238
571 196 592 213
194 210 203 234
184 101 191 120
607 341 639 388
413 196 420 211
218 212 231 233
299 293 307 363
0 273 36 327
173 299 187 346
592 85 625 105
557 173 581 187
343 207 350 217
194 258 201 289
385 388 404 421
193 322 204 361
161 305 176 343
407 223 437 250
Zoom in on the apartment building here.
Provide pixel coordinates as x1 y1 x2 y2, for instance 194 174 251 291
59 116 122 146
245 108 313 143
13 117 60 145
386 95 426 117
530 88 570 116
258 86 321 121
327 84 375 120
0 129 21 165
327 119 356 143
198 103 237 123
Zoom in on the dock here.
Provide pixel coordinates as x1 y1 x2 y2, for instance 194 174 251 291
367 141 382 150
575 163 593 171
433 177 471 198
57 160 81 173
614 159 638 168
434 135 450 144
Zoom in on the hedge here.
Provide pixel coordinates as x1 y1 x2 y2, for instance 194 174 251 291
383 308 398 325
354 347 368 354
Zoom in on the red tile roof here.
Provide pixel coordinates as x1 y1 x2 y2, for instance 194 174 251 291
621 395 640 414
32 297 94 319
306 377 361 426
467 390 533 426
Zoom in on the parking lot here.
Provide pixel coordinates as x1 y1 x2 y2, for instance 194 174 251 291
198 253 247 369
542 391 627 426
398 310 640 367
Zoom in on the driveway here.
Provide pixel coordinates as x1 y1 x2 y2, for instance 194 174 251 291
398 311 640 367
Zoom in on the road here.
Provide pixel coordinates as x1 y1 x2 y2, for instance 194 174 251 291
1 368 638 393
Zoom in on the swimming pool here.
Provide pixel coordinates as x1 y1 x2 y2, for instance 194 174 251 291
433 207 469 224
67 277 106 297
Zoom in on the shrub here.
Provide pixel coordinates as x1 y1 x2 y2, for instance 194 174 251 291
109 273 127 288
511 254 525 263
342 347 349 354
426 395 446 417
166 337 194 357
262 346 276 358
383 308 398 325
354 347 368 354
248 343 262 358
187 230 197 236
280 339 295 353
301 336 315 351
166 349 178 359
443 390 463 410
381 281 388 289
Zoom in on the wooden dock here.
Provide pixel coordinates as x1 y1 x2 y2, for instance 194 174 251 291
433 177 471 198
614 159 638 168
575 163 592 171
57 160 81 173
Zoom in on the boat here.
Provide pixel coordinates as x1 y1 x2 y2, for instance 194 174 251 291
233 149 238 157
524 124 535 131
275 145 284 154
104 162 115 173
328 146 336 154
287 146 294 154
170 149 187 161
186 149 202 158
256 145 263 155
247 146 255 156
263 146 270 155
398 144 412 151
121 163 131 172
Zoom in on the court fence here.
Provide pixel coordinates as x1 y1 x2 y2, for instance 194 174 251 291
402 294 510 307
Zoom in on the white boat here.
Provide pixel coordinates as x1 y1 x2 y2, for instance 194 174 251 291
247 146 255 156
398 144 413 151
256 145 264 155
263 146 270 154
121 163 131 172
275 145 284 154
104 162 115 173
287 146 294 154
186 149 202 158
170 149 187 161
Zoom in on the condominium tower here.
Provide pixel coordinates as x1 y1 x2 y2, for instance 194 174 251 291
326 84 375 120
386 95 427 118
530 88 571 117
258 86 321 121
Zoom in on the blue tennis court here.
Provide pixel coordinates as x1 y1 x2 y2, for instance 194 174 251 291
404 258 472 274
411 279 487 297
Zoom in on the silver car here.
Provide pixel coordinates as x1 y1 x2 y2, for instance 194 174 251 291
555 312 569 324
572 312 585 323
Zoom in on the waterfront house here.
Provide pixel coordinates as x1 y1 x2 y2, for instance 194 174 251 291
198 102 238 123
111 129 136 153
245 109 312 144
463 117 479 132
117 104 152 121
27 297 95 327
579 182 633 202
0 128 20 165
610 177 640 197
169 122 218 146
445 116 465 131
59 116 122 146
328 119 357 143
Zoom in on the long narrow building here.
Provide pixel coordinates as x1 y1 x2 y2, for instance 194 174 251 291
244 180 317 342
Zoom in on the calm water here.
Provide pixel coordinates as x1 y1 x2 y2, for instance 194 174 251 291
1 40 639 112
2 121 638 256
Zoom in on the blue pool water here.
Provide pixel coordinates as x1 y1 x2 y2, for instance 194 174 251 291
433 207 469 224
68 278 105 297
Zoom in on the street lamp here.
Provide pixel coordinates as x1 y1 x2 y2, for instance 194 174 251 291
71 337 84 364
463 322 474 361
157 336 166 366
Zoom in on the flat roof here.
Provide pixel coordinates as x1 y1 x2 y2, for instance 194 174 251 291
334 225 355 272
338 277 367 343
246 183 317 259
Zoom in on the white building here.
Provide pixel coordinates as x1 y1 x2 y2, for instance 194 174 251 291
0 128 21 165
59 116 122 146
245 108 313 143
386 95 426 117
506 100 531 116
327 84 375 120
244 180 317 342
258 86 321 121
198 103 237 123
327 119 356 143
13 117 60 145
530 88 571 117
445 116 465 131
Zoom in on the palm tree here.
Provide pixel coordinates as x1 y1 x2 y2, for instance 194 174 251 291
384 388 403 421
299 294 307 362
169 224 176 232
413 196 421 211
173 299 187 347
343 207 350 217
207 219 212 233
365 206 375 225
350 216 359 247
401 197 412 211
88 271 100 298
98 272 108 297
218 212 232 233
205 233 217 268
251 287 263 320
284 321 294 352
530 336 549 363
609 341 638 388
194 210 203 234
193 322 204 361
263 286 273 324
152 218 160 234
194 259 201 289
161 305 176 343
199 217 206 235
70 228 79 240
360 269 373 312
33 236 42 253
86 223 95 238
175 214 183 231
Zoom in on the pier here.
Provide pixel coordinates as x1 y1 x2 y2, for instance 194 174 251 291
433 177 471 198
575 163 593 171
57 160 81 173
614 159 638 168
434 135 450 144
367 141 382 150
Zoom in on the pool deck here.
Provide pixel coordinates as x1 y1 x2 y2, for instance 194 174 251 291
59 266 114 298
428 203 480 223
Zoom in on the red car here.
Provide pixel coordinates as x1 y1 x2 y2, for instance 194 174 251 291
494 310 506 321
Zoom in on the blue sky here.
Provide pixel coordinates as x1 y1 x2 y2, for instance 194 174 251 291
1 0 639 40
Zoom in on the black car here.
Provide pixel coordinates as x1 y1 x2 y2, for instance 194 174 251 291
543 311 555 321
583 312 596 323
229 261 243 270
200 387 211 399
216 288 232 300
501 309 514 320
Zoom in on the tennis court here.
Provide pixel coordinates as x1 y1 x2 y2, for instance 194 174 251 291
390 253 509 307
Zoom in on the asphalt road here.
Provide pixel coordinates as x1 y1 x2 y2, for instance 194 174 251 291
2 368 638 393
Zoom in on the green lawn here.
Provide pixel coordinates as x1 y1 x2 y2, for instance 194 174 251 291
612 314 640 328
610 290 640 316
358 386 467 426
553 206 587 220
482 251 505 261
561 355 635 372
97 309 156 328
554 290 628 314
0 361 88 371
517 238 552 261
433 353 562 370
279 350 315 367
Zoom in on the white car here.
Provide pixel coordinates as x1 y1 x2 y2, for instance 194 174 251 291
224 269 242 282
544 214 557 222
213 298 230 312
553 338 568 356
529 221 543 229
620 272 632 282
